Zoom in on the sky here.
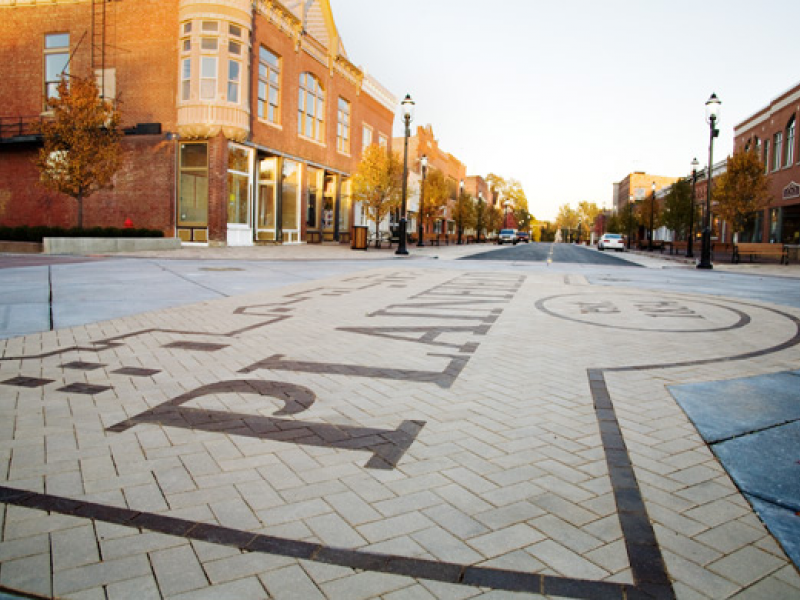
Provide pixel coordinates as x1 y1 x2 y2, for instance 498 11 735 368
329 0 800 221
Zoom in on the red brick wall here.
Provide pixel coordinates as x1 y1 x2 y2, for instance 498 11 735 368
0 0 179 233
0 1 395 241
0 136 175 233
249 11 393 173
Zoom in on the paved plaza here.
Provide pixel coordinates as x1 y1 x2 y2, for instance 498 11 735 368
1 244 799 599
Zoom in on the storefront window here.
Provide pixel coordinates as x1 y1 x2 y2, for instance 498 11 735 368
178 143 208 226
227 146 251 225
323 173 336 232
306 166 321 229
338 178 351 233
281 159 299 236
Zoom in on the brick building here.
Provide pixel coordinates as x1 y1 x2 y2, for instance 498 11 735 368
733 80 800 244
0 0 395 246
395 125 467 237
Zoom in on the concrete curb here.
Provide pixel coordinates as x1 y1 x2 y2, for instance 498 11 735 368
42 237 182 254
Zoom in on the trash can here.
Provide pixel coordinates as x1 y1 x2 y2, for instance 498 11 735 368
351 225 368 250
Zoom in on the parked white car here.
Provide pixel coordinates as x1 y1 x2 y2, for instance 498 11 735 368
598 233 625 251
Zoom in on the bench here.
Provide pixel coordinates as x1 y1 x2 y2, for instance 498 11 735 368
732 242 788 264
637 239 667 252
368 230 393 249
670 241 688 255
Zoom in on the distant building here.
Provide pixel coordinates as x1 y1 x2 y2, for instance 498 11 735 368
733 80 800 244
614 172 680 213
395 125 467 237
0 0 395 246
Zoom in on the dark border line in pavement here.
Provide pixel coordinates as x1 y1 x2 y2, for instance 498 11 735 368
3 290 798 598
0 484 641 599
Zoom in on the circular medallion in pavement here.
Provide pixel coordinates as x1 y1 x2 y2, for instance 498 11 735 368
536 293 750 333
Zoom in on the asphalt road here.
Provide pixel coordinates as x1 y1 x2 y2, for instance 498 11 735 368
463 241 639 265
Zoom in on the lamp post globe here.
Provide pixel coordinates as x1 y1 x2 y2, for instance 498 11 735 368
698 93 720 270
417 154 428 247
396 94 414 256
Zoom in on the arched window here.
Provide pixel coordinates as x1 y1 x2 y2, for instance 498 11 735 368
786 116 795 166
298 72 325 142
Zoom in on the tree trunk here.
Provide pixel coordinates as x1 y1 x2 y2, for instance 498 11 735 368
76 192 84 229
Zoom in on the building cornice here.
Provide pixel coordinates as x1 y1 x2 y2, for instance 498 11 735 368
734 80 800 136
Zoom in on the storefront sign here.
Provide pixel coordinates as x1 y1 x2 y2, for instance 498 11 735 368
783 181 800 200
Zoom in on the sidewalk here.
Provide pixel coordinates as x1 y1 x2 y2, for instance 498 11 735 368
1 243 799 599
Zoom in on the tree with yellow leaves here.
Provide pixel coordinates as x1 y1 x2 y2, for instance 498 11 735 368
713 148 772 239
37 75 122 229
351 144 403 246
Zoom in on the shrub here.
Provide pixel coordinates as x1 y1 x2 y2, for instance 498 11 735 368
0 225 164 242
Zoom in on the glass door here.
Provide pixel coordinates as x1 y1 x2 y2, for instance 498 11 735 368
281 159 301 243
256 157 277 242
322 173 336 241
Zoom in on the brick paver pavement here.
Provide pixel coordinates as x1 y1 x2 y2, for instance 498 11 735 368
1 260 799 599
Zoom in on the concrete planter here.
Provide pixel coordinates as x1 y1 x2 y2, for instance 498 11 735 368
43 237 182 254
0 241 44 254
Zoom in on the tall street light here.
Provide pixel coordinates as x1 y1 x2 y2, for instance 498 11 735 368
416 154 427 247
649 182 656 251
698 93 720 270
396 94 414 256
458 179 464 244
688 157 699 258
627 194 633 250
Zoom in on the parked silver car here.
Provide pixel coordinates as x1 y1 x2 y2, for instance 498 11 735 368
498 229 518 245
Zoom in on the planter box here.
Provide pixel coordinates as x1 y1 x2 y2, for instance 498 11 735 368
0 241 44 254
43 237 182 254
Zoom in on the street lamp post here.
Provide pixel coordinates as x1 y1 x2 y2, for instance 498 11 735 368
458 179 464 244
396 94 414 256
698 93 720 270
627 194 633 250
688 157 699 258
577 219 582 244
416 154 427 247
649 182 656 251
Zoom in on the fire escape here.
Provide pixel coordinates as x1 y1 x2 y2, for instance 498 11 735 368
91 0 116 101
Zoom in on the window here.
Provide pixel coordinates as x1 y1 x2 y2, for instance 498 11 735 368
44 33 70 101
201 38 218 51
258 47 280 123
362 124 373 150
773 132 782 172
337 97 350 154
183 22 192 35
298 72 324 141
181 58 191 100
179 143 209 227
227 60 240 103
228 41 241 55
378 134 388 148
229 24 242 38
202 21 218 33
764 139 770 174
227 145 251 225
200 56 217 100
786 116 795 166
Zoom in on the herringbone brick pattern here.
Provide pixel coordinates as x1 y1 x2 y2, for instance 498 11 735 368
1 268 799 598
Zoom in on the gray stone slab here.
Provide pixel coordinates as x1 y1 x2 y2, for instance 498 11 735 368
669 372 800 443
744 494 800 571
712 420 800 514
